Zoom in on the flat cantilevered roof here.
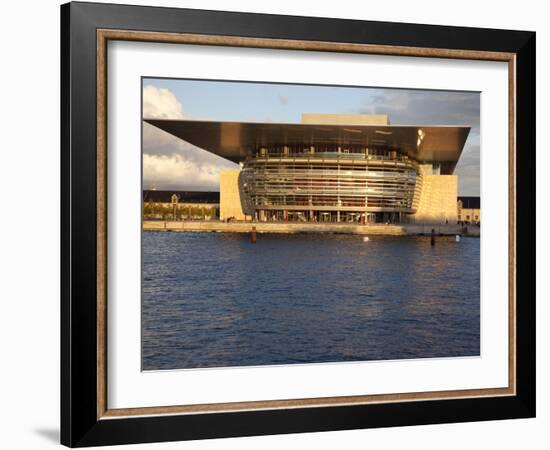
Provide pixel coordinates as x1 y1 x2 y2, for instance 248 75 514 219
145 119 471 174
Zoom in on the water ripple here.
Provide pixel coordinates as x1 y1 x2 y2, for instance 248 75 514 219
142 233 480 370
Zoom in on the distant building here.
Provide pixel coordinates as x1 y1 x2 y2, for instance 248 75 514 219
143 190 220 204
457 196 480 224
142 190 219 220
146 114 471 224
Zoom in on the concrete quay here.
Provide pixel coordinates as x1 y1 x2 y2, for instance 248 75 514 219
143 220 480 237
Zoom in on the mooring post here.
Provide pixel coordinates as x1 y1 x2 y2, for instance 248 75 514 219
430 228 436 246
251 226 257 243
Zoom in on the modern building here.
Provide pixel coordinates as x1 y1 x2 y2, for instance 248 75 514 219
145 114 471 224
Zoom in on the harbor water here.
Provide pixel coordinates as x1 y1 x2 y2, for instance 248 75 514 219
142 232 480 370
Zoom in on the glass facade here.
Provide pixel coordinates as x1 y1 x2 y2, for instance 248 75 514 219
240 145 423 223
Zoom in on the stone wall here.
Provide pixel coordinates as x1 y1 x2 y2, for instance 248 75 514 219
143 221 479 236
143 221 406 235
412 174 458 223
220 170 249 221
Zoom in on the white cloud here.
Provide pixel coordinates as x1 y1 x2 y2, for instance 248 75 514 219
143 153 233 191
143 85 188 119
142 84 237 190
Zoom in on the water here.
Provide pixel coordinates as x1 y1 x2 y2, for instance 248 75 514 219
142 232 480 370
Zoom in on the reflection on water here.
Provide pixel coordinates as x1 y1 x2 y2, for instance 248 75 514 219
142 233 480 370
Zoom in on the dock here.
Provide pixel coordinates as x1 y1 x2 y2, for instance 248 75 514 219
143 220 480 237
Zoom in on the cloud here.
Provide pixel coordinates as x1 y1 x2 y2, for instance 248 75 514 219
142 85 237 190
357 90 480 128
143 154 231 191
143 85 188 119
357 89 480 196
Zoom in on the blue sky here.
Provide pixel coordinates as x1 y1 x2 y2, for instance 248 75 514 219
142 78 480 195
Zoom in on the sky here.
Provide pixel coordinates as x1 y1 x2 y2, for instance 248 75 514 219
142 78 480 196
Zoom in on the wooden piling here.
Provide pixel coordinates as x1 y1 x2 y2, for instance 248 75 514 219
250 226 257 243
430 228 436 246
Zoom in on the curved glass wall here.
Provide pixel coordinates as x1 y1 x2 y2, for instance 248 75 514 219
240 145 422 222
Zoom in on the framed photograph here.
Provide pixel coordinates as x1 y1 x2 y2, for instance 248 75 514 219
61 1 535 447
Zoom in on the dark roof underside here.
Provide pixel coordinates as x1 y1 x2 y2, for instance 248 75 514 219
145 119 471 174
458 196 480 209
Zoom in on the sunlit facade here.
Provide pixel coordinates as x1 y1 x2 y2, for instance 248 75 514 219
239 144 420 223
146 114 470 223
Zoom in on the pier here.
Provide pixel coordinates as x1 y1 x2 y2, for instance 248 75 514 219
143 220 480 237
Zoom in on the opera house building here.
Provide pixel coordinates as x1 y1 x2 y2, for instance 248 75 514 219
146 113 470 224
